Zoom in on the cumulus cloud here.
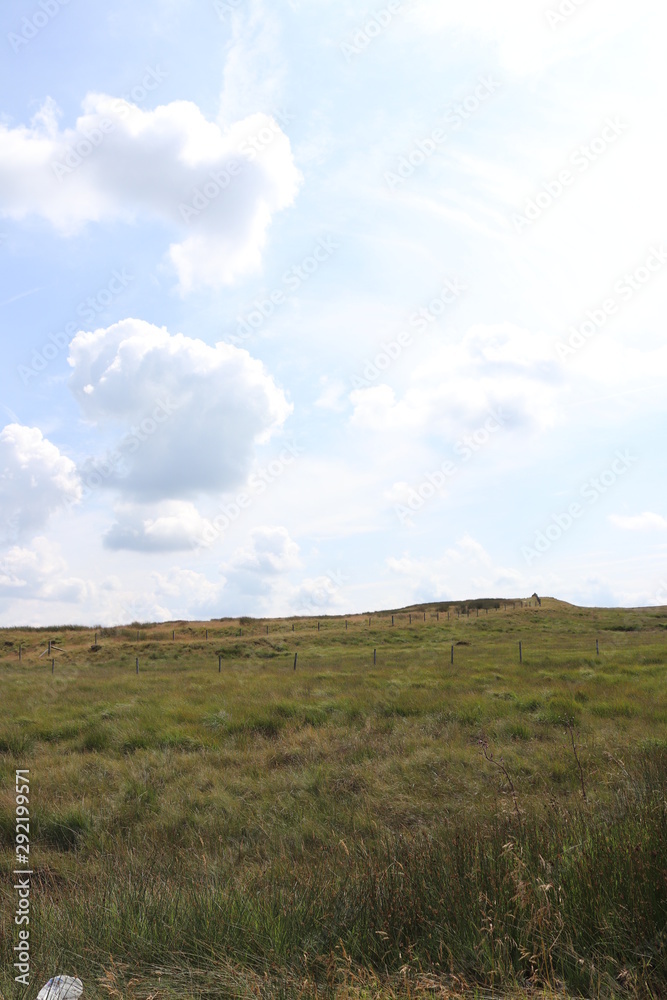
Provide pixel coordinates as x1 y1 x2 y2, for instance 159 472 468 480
68 319 291 501
152 567 223 614
291 572 346 615
386 535 523 602
87 567 223 625
0 95 301 292
0 424 82 539
0 537 88 602
350 323 563 437
609 511 667 531
222 526 301 598
222 528 349 615
104 501 212 552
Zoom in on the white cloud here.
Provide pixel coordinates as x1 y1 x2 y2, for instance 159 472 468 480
104 501 212 552
68 319 292 501
0 424 82 539
350 323 563 437
569 339 667 387
314 376 347 411
91 569 222 625
225 525 301 576
609 511 667 531
221 526 302 602
0 95 301 292
411 0 644 76
152 567 223 612
291 573 345 615
89 564 224 625
0 537 88 602
387 535 523 602
385 480 425 505
218 0 287 125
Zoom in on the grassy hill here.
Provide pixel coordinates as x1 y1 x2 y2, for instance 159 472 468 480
0 598 665 999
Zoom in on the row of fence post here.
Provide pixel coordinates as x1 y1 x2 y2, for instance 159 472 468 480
120 640 605 674
19 629 604 671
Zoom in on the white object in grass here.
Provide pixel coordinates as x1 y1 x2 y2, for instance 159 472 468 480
36 978 83 1000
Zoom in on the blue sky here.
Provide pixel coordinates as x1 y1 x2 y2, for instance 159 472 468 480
1 0 666 625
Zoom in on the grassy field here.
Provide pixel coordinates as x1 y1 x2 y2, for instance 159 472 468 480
0 597 665 999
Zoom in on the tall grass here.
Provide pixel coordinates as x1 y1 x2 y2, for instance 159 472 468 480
1 599 666 998
2 751 664 999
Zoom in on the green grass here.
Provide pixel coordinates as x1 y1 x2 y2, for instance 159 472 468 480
0 597 665 999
